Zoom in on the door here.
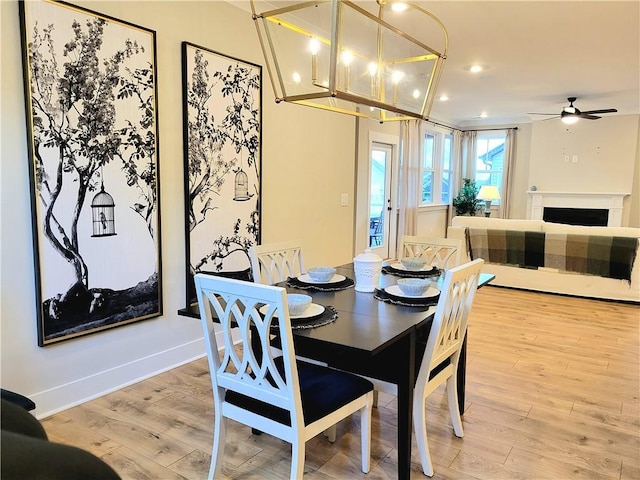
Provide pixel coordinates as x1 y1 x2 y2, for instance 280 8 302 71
368 142 394 258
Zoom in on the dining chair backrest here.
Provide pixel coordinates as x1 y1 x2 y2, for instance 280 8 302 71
249 241 305 284
412 258 484 476
400 235 463 270
195 273 373 479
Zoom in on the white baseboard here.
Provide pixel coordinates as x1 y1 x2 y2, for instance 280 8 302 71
32 337 207 419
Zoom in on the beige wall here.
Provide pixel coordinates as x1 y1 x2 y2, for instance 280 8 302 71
1 0 356 416
528 115 639 225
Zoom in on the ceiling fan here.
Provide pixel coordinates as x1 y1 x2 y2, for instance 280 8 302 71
528 97 618 124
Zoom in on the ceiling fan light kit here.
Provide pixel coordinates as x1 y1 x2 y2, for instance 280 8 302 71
529 97 618 124
250 0 448 122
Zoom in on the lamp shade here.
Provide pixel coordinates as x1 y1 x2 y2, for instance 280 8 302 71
477 185 501 201
250 0 448 122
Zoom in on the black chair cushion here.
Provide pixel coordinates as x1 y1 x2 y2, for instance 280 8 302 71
226 357 374 426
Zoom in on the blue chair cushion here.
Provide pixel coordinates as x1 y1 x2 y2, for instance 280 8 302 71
226 358 373 426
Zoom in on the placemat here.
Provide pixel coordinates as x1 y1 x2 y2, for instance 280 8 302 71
374 288 440 307
382 265 441 278
267 305 338 330
286 276 354 291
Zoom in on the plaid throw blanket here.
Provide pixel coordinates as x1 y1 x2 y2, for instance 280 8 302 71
467 228 638 282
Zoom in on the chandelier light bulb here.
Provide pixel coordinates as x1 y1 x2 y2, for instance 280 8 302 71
309 38 320 55
342 50 353 66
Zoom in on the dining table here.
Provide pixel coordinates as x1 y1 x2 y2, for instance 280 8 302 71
279 262 495 479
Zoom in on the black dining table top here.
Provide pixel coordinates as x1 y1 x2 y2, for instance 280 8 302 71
282 263 438 353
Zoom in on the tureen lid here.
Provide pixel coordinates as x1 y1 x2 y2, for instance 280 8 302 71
353 248 382 263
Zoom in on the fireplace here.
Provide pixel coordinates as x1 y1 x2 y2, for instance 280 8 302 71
528 191 629 227
542 207 608 226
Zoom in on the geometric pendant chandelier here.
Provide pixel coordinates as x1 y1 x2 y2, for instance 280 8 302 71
250 0 448 122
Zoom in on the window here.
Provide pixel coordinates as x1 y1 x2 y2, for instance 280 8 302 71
474 132 506 203
420 127 454 205
421 133 435 203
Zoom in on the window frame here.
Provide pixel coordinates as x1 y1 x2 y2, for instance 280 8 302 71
472 131 507 205
419 125 455 207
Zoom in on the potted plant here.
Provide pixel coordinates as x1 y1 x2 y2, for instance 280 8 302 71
453 178 482 215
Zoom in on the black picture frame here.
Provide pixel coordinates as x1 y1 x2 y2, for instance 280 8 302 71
19 0 162 346
181 42 262 308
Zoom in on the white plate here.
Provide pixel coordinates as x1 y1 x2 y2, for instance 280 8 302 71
298 273 346 284
385 285 440 299
389 262 433 272
259 303 325 319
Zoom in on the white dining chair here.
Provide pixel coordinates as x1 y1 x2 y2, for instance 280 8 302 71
248 240 337 440
412 258 484 477
249 241 305 285
400 235 463 270
195 274 374 480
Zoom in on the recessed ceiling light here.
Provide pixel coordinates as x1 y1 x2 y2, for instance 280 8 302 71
391 2 409 12
470 65 482 73
439 94 449 101
480 112 488 118
292 72 301 83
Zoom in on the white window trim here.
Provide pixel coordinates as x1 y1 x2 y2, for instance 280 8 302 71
419 124 455 207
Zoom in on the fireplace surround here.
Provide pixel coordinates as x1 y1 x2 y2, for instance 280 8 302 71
528 191 629 227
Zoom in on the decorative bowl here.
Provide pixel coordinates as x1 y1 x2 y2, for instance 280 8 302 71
400 257 428 271
307 266 337 283
287 294 312 316
396 278 431 296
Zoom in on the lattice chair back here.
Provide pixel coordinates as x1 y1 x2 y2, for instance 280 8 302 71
249 241 305 284
400 235 463 270
195 274 374 479
412 258 484 476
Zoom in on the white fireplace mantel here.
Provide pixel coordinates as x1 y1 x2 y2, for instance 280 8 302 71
527 191 630 227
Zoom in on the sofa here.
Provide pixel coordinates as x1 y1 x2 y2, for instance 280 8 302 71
447 216 640 303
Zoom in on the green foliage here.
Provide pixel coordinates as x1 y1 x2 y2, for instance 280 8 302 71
453 178 482 215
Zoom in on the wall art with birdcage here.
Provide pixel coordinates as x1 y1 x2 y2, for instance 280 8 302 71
19 0 162 346
181 42 262 307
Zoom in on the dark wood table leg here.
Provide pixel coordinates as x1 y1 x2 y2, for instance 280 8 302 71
397 330 416 480
456 335 467 414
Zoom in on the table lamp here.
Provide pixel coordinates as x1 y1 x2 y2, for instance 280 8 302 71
477 185 501 217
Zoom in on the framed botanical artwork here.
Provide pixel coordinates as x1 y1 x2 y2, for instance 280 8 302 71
19 0 162 346
181 42 262 307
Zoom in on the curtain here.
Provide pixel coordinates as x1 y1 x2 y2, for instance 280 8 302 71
500 128 517 218
448 130 464 226
397 119 421 258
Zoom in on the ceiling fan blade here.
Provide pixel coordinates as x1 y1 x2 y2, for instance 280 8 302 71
542 116 560 121
580 114 601 120
580 108 617 115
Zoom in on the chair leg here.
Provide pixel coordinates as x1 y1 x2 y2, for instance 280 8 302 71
291 439 305 480
360 392 373 473
372 389 379 408
446 375 464 438
209 414 226 480
324 425 337 443
412 392 434 477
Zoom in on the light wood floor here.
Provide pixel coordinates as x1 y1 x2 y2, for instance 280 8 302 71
41 287 640 479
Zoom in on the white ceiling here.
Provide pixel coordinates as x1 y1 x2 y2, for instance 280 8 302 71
238 1 640 128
